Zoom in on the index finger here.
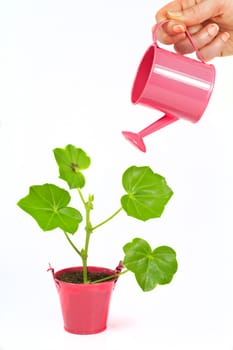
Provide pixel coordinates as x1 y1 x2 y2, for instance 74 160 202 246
153 19 186 45
155 2 187 43
155 0 183 22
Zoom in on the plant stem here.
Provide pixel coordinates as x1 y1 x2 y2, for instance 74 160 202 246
77 188 86 206
63 231 82 257
77 189 94 284
76 189 123 284
92 207 123 231
82 206 92 284
91 269 129 284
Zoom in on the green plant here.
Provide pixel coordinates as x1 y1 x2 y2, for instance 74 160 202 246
17 144 178 291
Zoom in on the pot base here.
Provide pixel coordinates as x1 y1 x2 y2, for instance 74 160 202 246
64 325 107 335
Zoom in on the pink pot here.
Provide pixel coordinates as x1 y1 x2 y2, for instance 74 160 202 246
51 266 117 334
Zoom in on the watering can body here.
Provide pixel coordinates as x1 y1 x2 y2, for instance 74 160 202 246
122 21 216 152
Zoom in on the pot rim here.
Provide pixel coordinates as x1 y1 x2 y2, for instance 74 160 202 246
53 266 117 286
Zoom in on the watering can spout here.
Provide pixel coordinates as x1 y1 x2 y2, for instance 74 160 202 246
122 114 179 152
122 131 147 152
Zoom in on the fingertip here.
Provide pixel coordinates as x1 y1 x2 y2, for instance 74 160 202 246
167 10 184 21
221 32 230 43
198 33 231 61
207 23 219 37
173 24 186 33
166 20 186 35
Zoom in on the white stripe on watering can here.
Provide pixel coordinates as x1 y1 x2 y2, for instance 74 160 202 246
154 66 210 90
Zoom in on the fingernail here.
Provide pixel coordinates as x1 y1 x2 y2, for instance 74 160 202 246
167 10 183 18
221 32 230 42
207 24 219 36
173 24 186 33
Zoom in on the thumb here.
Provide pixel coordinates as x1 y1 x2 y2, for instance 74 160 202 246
167 2 219 26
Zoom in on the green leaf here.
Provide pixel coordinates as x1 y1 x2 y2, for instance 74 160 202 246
123 238 178 291
17 184 82 234
53 144 91 189
121 166 173 221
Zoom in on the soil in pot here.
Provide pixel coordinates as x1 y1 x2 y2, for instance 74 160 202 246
57 270 115 284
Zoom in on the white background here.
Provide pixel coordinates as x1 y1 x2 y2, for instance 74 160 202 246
0 1 233 349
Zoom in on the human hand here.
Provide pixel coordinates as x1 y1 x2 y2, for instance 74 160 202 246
155 0 233 61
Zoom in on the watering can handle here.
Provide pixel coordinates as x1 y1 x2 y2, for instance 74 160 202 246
152 20 205 63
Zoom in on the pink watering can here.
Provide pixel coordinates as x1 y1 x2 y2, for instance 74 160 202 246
122 20 216 152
